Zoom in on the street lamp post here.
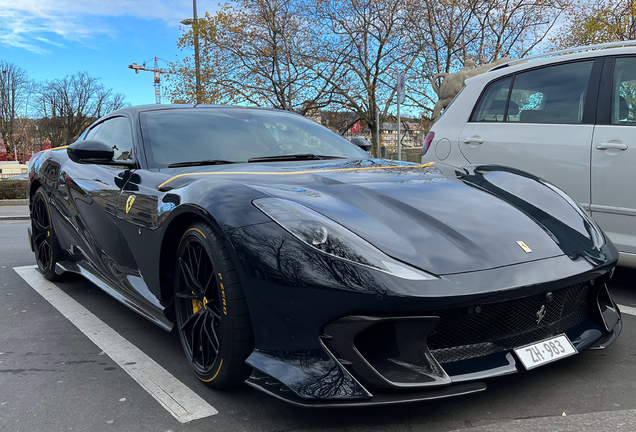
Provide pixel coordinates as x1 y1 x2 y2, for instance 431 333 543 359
181 0 202 104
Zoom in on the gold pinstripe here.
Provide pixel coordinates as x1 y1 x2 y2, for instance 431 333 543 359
41 146 69 152
158 162 436 190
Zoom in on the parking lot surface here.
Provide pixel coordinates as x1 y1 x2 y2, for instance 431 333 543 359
2 219 636 432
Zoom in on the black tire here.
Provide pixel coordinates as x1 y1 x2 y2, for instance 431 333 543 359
31 188 62 280
173 221 254 388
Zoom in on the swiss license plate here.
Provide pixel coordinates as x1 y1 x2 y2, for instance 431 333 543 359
514 334 577 370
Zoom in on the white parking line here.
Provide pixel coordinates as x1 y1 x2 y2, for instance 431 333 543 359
14 265 218 424
618 304 636 317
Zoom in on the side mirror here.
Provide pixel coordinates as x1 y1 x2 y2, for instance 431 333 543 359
67 140 134 167
350 137 372 151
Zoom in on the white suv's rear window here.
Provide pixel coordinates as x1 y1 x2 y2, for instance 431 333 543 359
471 61 594 125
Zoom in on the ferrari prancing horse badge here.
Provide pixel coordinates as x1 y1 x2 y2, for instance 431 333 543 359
126 195 136 214
516 240 532 253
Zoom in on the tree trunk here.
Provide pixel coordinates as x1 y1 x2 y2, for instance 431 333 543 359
370 123 380 158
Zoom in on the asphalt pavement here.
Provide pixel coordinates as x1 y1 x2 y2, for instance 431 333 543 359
0 205 29 221
2 219 636 432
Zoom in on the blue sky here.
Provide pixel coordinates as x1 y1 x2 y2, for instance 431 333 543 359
0 0 220 107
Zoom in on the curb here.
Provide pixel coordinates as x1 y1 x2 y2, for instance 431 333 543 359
0 199 29 206
0 215 30 221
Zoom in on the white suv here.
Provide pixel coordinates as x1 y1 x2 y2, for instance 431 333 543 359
423 42 636 267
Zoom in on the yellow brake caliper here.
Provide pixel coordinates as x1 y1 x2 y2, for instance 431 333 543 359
192 291 202 313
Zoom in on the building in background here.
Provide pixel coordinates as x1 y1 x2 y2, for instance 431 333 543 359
0 161 28 179
316 110 426 151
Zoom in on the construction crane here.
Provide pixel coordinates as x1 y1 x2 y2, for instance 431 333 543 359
128 57 162 104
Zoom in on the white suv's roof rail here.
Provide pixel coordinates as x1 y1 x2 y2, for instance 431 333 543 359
490 40 636 71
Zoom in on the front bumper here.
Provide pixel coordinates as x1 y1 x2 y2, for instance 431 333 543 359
246 305 621 407
245 280 621 407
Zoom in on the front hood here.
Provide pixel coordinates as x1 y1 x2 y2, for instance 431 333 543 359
162 159 600 275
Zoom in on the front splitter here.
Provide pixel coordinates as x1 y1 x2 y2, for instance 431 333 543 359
245 375 486 408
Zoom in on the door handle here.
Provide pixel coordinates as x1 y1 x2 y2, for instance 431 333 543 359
463 137 484 145
596 142 628 150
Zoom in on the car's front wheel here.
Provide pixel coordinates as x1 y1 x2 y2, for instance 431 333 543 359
31 188 62 280
173 222 254 388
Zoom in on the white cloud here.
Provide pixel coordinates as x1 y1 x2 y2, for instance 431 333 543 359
0 0 219 54
34 37 66 48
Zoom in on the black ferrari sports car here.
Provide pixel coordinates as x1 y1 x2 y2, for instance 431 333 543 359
27 105 621 407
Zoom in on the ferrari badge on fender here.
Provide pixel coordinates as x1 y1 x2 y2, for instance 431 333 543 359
126 195 136 214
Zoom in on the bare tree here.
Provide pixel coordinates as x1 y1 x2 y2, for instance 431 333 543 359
166 0 335 114
36 72 127 146
0 61 30 153
405 0 568 115
305 0 419 148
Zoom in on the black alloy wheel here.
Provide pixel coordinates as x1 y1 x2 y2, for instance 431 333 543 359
174 222 254 388
32 188 61 280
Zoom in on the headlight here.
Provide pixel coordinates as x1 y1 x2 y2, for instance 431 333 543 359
540 180 605 248
253 198 437 280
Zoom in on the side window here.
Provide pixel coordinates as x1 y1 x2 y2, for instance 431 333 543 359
92 117 134 161
471 78 512 122
510 61 593 124
86 123 101 139
75 128 89 142
612 57 636 125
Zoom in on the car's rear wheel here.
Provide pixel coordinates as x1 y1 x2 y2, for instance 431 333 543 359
173 222 254 388
31 188 62 280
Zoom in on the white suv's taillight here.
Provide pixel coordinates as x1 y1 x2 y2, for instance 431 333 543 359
423 132 435 155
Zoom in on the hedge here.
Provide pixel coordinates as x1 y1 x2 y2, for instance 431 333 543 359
0 180 28 199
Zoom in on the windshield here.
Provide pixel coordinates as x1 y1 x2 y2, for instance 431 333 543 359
140 108 368 167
